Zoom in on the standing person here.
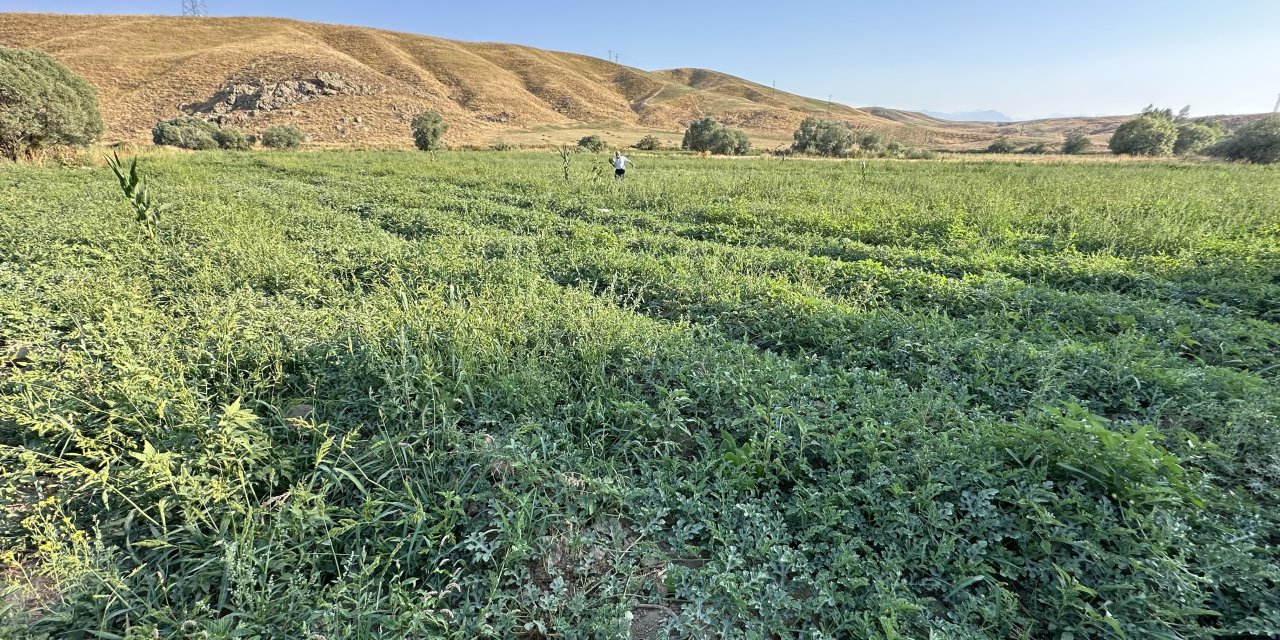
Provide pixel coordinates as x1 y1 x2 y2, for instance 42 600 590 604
612 150 633 180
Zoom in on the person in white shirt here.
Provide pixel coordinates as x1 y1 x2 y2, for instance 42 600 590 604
612 151 633 179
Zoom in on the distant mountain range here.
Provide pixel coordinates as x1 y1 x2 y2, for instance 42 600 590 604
921 110 1014 122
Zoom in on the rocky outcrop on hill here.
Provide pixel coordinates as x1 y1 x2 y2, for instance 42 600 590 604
184 72 371 123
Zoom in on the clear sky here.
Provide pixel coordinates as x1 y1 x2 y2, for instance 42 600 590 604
4 0 1279 119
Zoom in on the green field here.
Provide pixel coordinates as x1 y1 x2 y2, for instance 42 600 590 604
2 152 1278 639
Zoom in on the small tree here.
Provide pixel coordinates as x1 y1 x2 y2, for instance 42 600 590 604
261 125 306 150
412 110 447 151
213 126 251 151
792 117 855 157
1173 120 1221 155
682 117 722 152
1206 115 1280 164
634 135 661 150
1061 133 1092 155
0 47 103 160
1109 113 1178 156
986 136 1015 153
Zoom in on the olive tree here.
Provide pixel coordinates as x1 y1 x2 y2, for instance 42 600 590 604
411 110 447 151
0 46 103 160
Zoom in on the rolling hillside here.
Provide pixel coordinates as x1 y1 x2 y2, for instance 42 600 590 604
0 12 994 149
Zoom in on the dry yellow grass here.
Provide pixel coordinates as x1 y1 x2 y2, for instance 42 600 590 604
0 12 1013 149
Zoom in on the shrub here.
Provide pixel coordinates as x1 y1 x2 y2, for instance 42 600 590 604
1061 133 1092 155
411 111 447 151
577 135 608 153
491 140 514 151
1109 113 1178 156
152 116 219 150
1021 142 1051 154
710 127 752 155
904 147 937 160
986 136 1016 153
0 46 103 160
792 117 855 157
1173 121 1221 155
885 141 904 157
857 131 884 152
634 135 661 151
261 125 306 150
1205 115 1280 164
213 127 251 151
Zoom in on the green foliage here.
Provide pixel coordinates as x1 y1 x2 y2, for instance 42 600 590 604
261 124 306 150
0 46 103 160
411 110 448 151
1206 115 1280 164
1061 132 1092 155
1 152 1278 639
792 117 856 156
213 126 251 151
1021 142 1052 154
633 135 661 151
681 117 753 155
1109 113 1179 156
986 136 1015 153
577 134 609 153
1174 121 1221 155
104 151 161 240
152 116 219 150
857 131 884 152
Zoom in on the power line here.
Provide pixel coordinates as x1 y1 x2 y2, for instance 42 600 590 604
182 0 207 17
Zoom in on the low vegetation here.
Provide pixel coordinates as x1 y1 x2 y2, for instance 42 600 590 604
577 134 609 153
985 136 1015 153
633 135 661 151
1207 114 1280 164
1061 132 1092 154
153 117 253 151
1 152 1277 639
0 46 102 161
260 124 306 150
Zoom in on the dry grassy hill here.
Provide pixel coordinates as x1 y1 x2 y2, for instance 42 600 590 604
0 12 1001 149
3 13 1268 151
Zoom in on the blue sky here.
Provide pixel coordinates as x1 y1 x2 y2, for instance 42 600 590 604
4 0 1279 119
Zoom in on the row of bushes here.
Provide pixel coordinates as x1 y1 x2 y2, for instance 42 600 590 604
1109 106 1280 163
151 117 305 151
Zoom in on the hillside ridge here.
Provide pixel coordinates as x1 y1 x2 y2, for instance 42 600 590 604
1 13 1270 149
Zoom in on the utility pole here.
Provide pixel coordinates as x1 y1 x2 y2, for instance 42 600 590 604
181 0 207 16
1274 93 1279 113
